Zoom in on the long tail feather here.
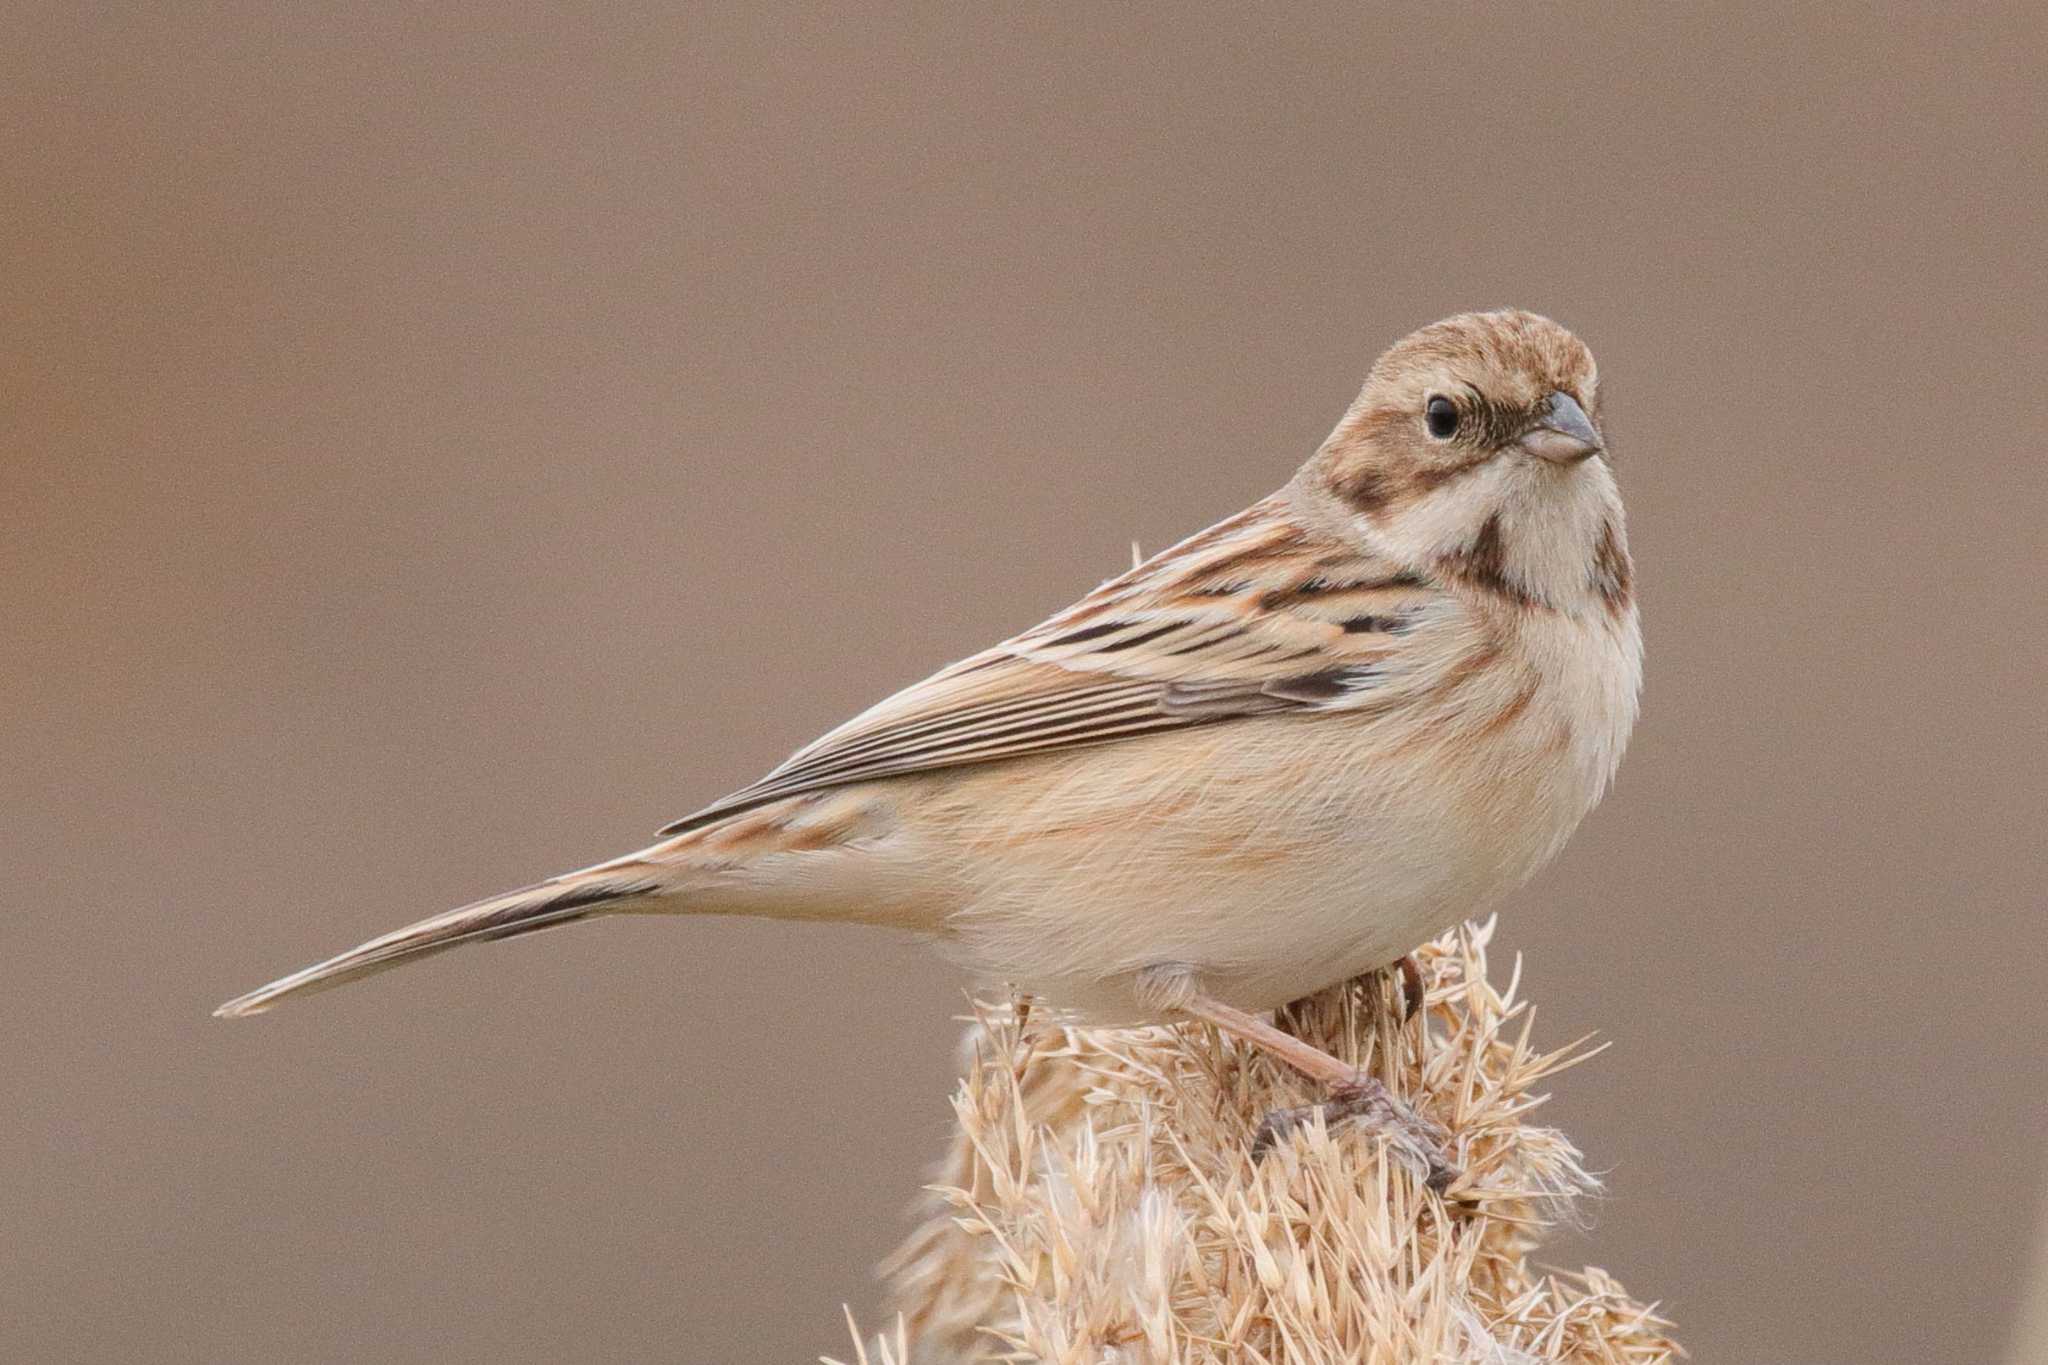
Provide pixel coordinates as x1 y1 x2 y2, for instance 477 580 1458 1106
214 866 664 1018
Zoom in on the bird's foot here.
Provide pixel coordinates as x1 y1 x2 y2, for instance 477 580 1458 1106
1251 1073 1458 1193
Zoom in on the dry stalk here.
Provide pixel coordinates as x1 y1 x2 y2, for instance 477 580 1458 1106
830 919 1681 1365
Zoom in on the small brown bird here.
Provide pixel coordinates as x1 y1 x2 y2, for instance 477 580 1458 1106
219 310 1640 1175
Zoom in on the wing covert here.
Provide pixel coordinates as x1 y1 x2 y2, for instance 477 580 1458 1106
658 496 1442 837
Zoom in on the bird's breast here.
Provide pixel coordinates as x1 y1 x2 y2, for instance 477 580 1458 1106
826 602 1640 1019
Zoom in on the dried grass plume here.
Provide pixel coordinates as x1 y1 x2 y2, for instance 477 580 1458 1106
831 921 1681 1364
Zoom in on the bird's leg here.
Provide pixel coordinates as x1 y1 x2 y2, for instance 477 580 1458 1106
1161 983 1455 1192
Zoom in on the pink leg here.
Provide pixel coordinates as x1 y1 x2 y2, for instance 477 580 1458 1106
1177 990 1456 1192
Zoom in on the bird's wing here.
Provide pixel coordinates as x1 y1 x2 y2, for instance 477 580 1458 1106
658 495 1447 836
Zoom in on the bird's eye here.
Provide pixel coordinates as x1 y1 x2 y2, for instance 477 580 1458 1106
1424 395 1459 440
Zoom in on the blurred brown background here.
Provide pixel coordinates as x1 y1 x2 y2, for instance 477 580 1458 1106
6 5 2045 1362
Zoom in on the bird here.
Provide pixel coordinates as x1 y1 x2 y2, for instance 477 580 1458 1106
217 309 1640 1179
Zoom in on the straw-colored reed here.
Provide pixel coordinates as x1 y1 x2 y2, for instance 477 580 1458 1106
832 919 1680 1364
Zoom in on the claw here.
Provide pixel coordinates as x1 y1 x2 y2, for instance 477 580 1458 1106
1250 1072 1458 1193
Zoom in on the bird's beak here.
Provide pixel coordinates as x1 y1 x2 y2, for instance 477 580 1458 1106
1516 392 1602 464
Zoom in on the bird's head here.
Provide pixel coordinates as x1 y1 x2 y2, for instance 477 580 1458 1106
1300 309 1629 615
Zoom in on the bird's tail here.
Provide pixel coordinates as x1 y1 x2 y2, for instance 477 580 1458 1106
213 860 667 1019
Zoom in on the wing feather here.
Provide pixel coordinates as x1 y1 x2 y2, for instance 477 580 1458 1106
658 496 1442 837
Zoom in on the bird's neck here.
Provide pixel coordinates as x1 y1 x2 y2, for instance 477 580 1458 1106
1291 461 1631 618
